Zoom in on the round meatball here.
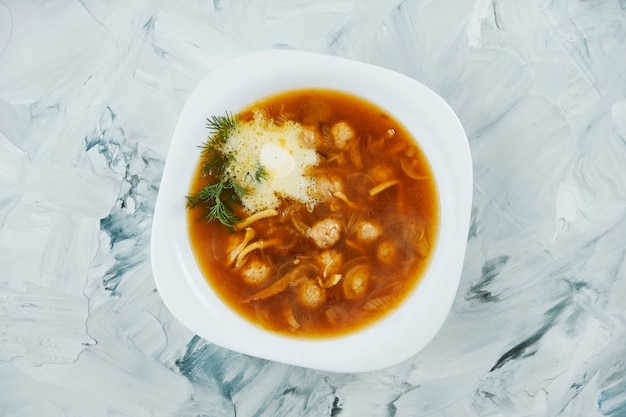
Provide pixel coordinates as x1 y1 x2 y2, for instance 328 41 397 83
355 220 382 243
317 249 343 277
376 240 398 265
331 121 355 149
299 125 320 149
315 175 344 201
308 218 341 249
296 279 327 308
240 258 272 285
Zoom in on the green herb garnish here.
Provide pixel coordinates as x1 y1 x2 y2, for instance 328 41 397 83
186 112 249 229
205 113 238 145
254 163 268 183
199 112 239 176
186 176 245 228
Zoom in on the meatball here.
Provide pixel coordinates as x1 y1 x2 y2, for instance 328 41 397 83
240 258 272 285
299 125 320 149
315 175 344 201
376 240 398 265
308 218 341 249
355 220 382 243
317 249 343 277
331 121 355 149
296 279 327 308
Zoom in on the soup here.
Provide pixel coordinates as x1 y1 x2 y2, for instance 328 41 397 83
187 88 438 338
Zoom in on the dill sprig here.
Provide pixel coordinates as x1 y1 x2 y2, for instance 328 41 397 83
186 177 245 229
186 112 248 229
199 112 239 176
254 164 269 183
206 112 238 144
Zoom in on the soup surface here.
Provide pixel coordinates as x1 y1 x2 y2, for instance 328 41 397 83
187 88 438 338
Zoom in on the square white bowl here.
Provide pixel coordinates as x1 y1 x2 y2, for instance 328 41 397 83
151 50 472 373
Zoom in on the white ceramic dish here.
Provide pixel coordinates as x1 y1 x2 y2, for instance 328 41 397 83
151 50 472 373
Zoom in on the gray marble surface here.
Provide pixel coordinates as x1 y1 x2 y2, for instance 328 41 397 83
1 0 626 416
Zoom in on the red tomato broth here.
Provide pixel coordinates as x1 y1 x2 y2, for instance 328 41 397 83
187 88 439 338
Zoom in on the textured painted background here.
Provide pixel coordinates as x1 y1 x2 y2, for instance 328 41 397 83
1 0 625 416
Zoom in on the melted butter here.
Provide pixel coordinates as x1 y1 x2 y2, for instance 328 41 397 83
221 111 320 213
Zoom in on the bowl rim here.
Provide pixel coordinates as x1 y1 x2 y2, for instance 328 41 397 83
151 49 472 373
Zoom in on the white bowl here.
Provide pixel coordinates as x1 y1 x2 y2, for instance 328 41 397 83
151 50 472 373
